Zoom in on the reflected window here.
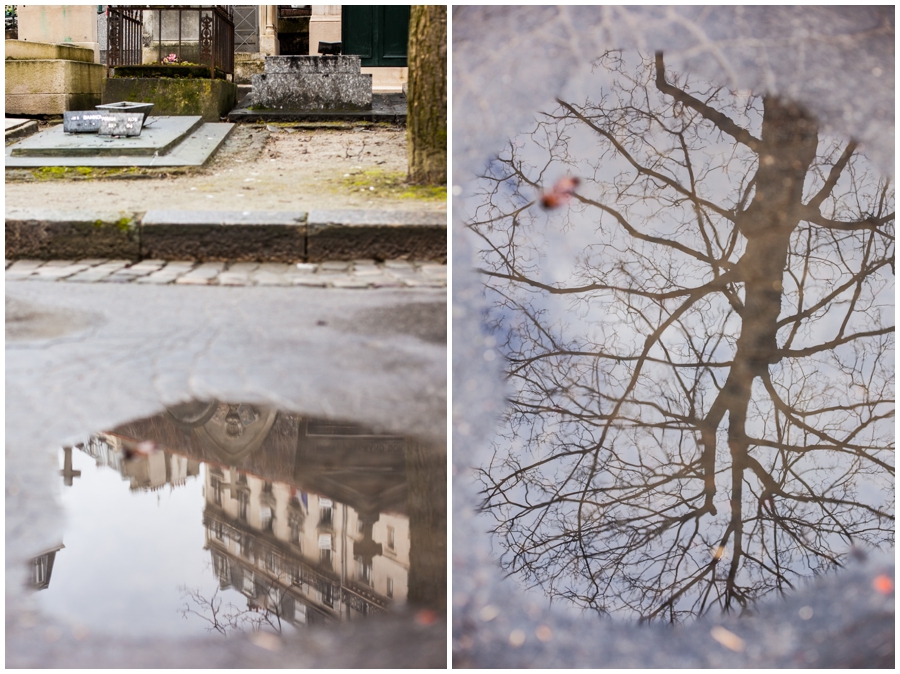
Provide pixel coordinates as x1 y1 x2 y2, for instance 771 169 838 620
32 556 49 586
387 526 395 551
320 583 334 607
319 548 332 566
239 492 249 522
319 498 333 527
261 506 274 532
355 555 372 585
210 477 223 505
213 552 228 583
386 576 393 598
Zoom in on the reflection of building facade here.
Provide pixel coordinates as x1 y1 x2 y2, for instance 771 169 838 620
203 468 409 627
106 402 412 627
30 544 65 591
79 435 201 492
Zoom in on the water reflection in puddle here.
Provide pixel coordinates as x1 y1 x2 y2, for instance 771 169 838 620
466 49 894 622
30 401 445 639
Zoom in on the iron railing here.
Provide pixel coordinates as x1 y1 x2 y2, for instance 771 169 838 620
107 6 234 79
106 6 143 77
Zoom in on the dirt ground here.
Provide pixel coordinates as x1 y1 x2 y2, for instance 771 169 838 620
5 123 447 213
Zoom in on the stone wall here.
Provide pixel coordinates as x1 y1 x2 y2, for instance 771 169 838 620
5 39 103 115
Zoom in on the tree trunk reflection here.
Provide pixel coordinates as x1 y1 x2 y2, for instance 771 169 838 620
468 51 894 622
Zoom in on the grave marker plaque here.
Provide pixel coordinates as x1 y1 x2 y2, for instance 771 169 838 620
98 113 143 137
63 111 104 133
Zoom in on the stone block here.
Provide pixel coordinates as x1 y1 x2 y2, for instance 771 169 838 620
5 39 95 63
306 210 447 262
252 72 372 110
102 78 238 123
6 93 102 116
265 55 361 74
234 57 265 85
5 209 140 261
141 210 308 262
6 59 102 96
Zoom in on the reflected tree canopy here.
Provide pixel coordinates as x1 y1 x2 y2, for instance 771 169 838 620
469 51 894 622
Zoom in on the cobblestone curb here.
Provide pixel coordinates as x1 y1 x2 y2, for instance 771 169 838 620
6 258 447 288
6 208 447 263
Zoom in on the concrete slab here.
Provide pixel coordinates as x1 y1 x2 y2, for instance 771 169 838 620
6 208 446 262
307 209 447 262
5 118 40 142
4 120 234 167
5 208 140 260
8 115 203 157
141 209 308 262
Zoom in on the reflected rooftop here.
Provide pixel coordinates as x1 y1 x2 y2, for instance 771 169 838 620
29 401 445 640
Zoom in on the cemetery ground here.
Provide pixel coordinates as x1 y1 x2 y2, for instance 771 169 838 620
5 120 447 213
6 118 448 666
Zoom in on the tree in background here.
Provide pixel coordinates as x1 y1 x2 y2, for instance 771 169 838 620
407 5 447 185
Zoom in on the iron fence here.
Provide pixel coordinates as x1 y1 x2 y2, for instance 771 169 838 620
106 6 142 77
107 6 234 79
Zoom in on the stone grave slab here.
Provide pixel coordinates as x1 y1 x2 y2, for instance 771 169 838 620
5 117 234 168
251 54 373 111
5 118 40 142
8 116 203 157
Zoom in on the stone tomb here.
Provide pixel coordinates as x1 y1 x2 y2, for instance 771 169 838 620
252 55 373 111
4 116 234 168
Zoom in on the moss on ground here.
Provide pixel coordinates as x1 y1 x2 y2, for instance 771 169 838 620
19 165 189 181
339 168 447 202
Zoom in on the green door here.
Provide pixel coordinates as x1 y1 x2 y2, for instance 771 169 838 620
341 6 409 67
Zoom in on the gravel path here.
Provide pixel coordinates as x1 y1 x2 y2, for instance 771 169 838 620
5 124 446 213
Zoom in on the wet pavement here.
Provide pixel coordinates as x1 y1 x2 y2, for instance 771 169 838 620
7 278 446 667
452 6 893 669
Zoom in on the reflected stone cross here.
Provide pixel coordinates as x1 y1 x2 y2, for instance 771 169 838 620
60 446 82 487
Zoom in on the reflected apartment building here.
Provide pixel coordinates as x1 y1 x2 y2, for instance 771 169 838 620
203 464 409 627
74 404 411 628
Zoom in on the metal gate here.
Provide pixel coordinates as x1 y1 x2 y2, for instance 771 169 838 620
233 5 258 53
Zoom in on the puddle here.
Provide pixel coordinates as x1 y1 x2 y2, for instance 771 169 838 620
464 49 894 623
28 401 445 639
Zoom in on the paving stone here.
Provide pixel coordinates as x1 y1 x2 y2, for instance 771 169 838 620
217 272 253 286
290 276 328 287
320 261 351 271
7 256 447 291
226 262 261 273
384 260 416 269
353 266 383 276
134 274 181 285
370 277 406 288
34 264 91 279
420 264 448 276
176 262 224 285
331 277 372 289
6 261 46 278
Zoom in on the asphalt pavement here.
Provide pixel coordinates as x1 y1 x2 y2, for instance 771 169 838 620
6 278 447 667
